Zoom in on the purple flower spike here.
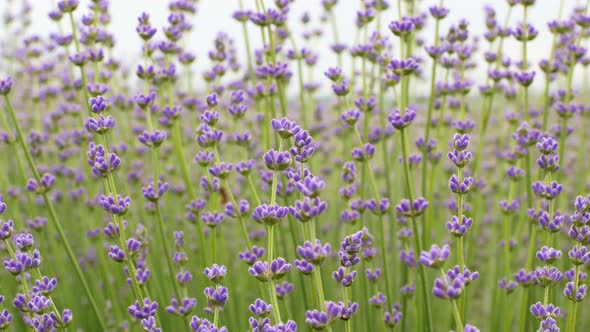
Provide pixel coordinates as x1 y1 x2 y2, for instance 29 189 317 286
190 316 227 332
27 293 52 314
138 130 167 148
0 77 13 95
14 233 34 251
564 281 587 302
387 108 416 130
305 310 331 330
271 117 300 139
387 58 419 76
208 163 233 179
99 194 131 215
270 257 292 280
0 220 14 240
0 309 13 330
433 273 466 299
85 115 115 135
324 67 342 81
293 174 326 198
531 181 563 200
446 215 474 237
396 197 429 218
536 246 562 264
366 198 390 216
249 261 271 282
449 174 474 195
204 286 228 306
289 197 328 222
420 244 451 269
530 302 561 319
33 276 57 295
568 245 590 265
252 204 288 226
295 260 315 274
57 0 79 13
108 245 126 262
263 149 292 171
204 264 227 284
384 304 403 327
389 19 415 37
239 246 265 265
249 298 272 318
225 200 249 218
448 149 472 168
534 266 563 287
537 317 559 332
332 267 357 287
128 298 158 320
88 95 108 113
200 211 224 228
141 181 169 202
429 5 449 19
296 239 331 265
498 279 518 294
332 79 350 96
514 269 537 287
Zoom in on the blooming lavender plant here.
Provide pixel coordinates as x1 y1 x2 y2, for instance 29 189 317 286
2 0 590 331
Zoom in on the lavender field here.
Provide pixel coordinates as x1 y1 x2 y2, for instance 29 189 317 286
0 0 589 331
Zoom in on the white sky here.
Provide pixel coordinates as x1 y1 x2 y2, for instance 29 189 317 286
0 0 585 92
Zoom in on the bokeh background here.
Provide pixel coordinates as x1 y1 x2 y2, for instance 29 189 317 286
0 0 585 92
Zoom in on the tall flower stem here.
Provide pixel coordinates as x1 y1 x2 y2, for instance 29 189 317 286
171 119 206 265
290 37 307 130
238 0 254 80
341 274 352 332
451 300 464 332
352 125 393 308
3 94 105 330
268 277 283 324
567 260 580 332
456 167 465 272
540 0 565 131
440 268 463 332
266 138 284 323
328 8 342 68
155 203 183 302
502 176 516 332
421 2 443 247
3 240 35 322
559 0 590 207
214 146 253 251
399 76 433 332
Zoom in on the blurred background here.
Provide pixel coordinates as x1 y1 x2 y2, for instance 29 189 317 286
0 0 586 92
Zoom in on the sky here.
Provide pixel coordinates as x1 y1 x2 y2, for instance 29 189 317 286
0 0 585 92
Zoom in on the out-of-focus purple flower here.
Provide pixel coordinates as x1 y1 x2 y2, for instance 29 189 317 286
204 286 228 306
420 244 451 269
204 264 226 284
252 204 288 226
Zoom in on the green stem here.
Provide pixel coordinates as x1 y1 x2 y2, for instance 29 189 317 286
4 94 106 330
268 279 283 324
399 72 433 331
451 300 464 332
312 265 327 309
171 120 206 263
567 263 580 332
214 303 220 327
341 275 352 332
155 203 183 301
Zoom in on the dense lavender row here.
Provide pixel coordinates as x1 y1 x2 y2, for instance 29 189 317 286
1 0 590 331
